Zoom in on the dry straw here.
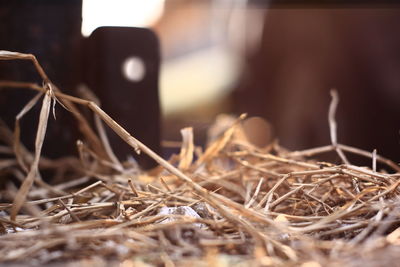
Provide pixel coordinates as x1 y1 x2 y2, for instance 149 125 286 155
0 51 400 266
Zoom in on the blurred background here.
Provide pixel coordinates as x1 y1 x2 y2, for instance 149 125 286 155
1 0 400 167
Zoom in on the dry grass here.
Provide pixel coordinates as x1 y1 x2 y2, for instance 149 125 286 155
0 51 400 266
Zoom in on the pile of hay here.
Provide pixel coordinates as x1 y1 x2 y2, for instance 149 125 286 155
0 51 400 266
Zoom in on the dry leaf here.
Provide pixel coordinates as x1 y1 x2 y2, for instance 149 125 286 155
14 92 43 172
195 114 246 167
178 127 194 170
11 90 51 221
